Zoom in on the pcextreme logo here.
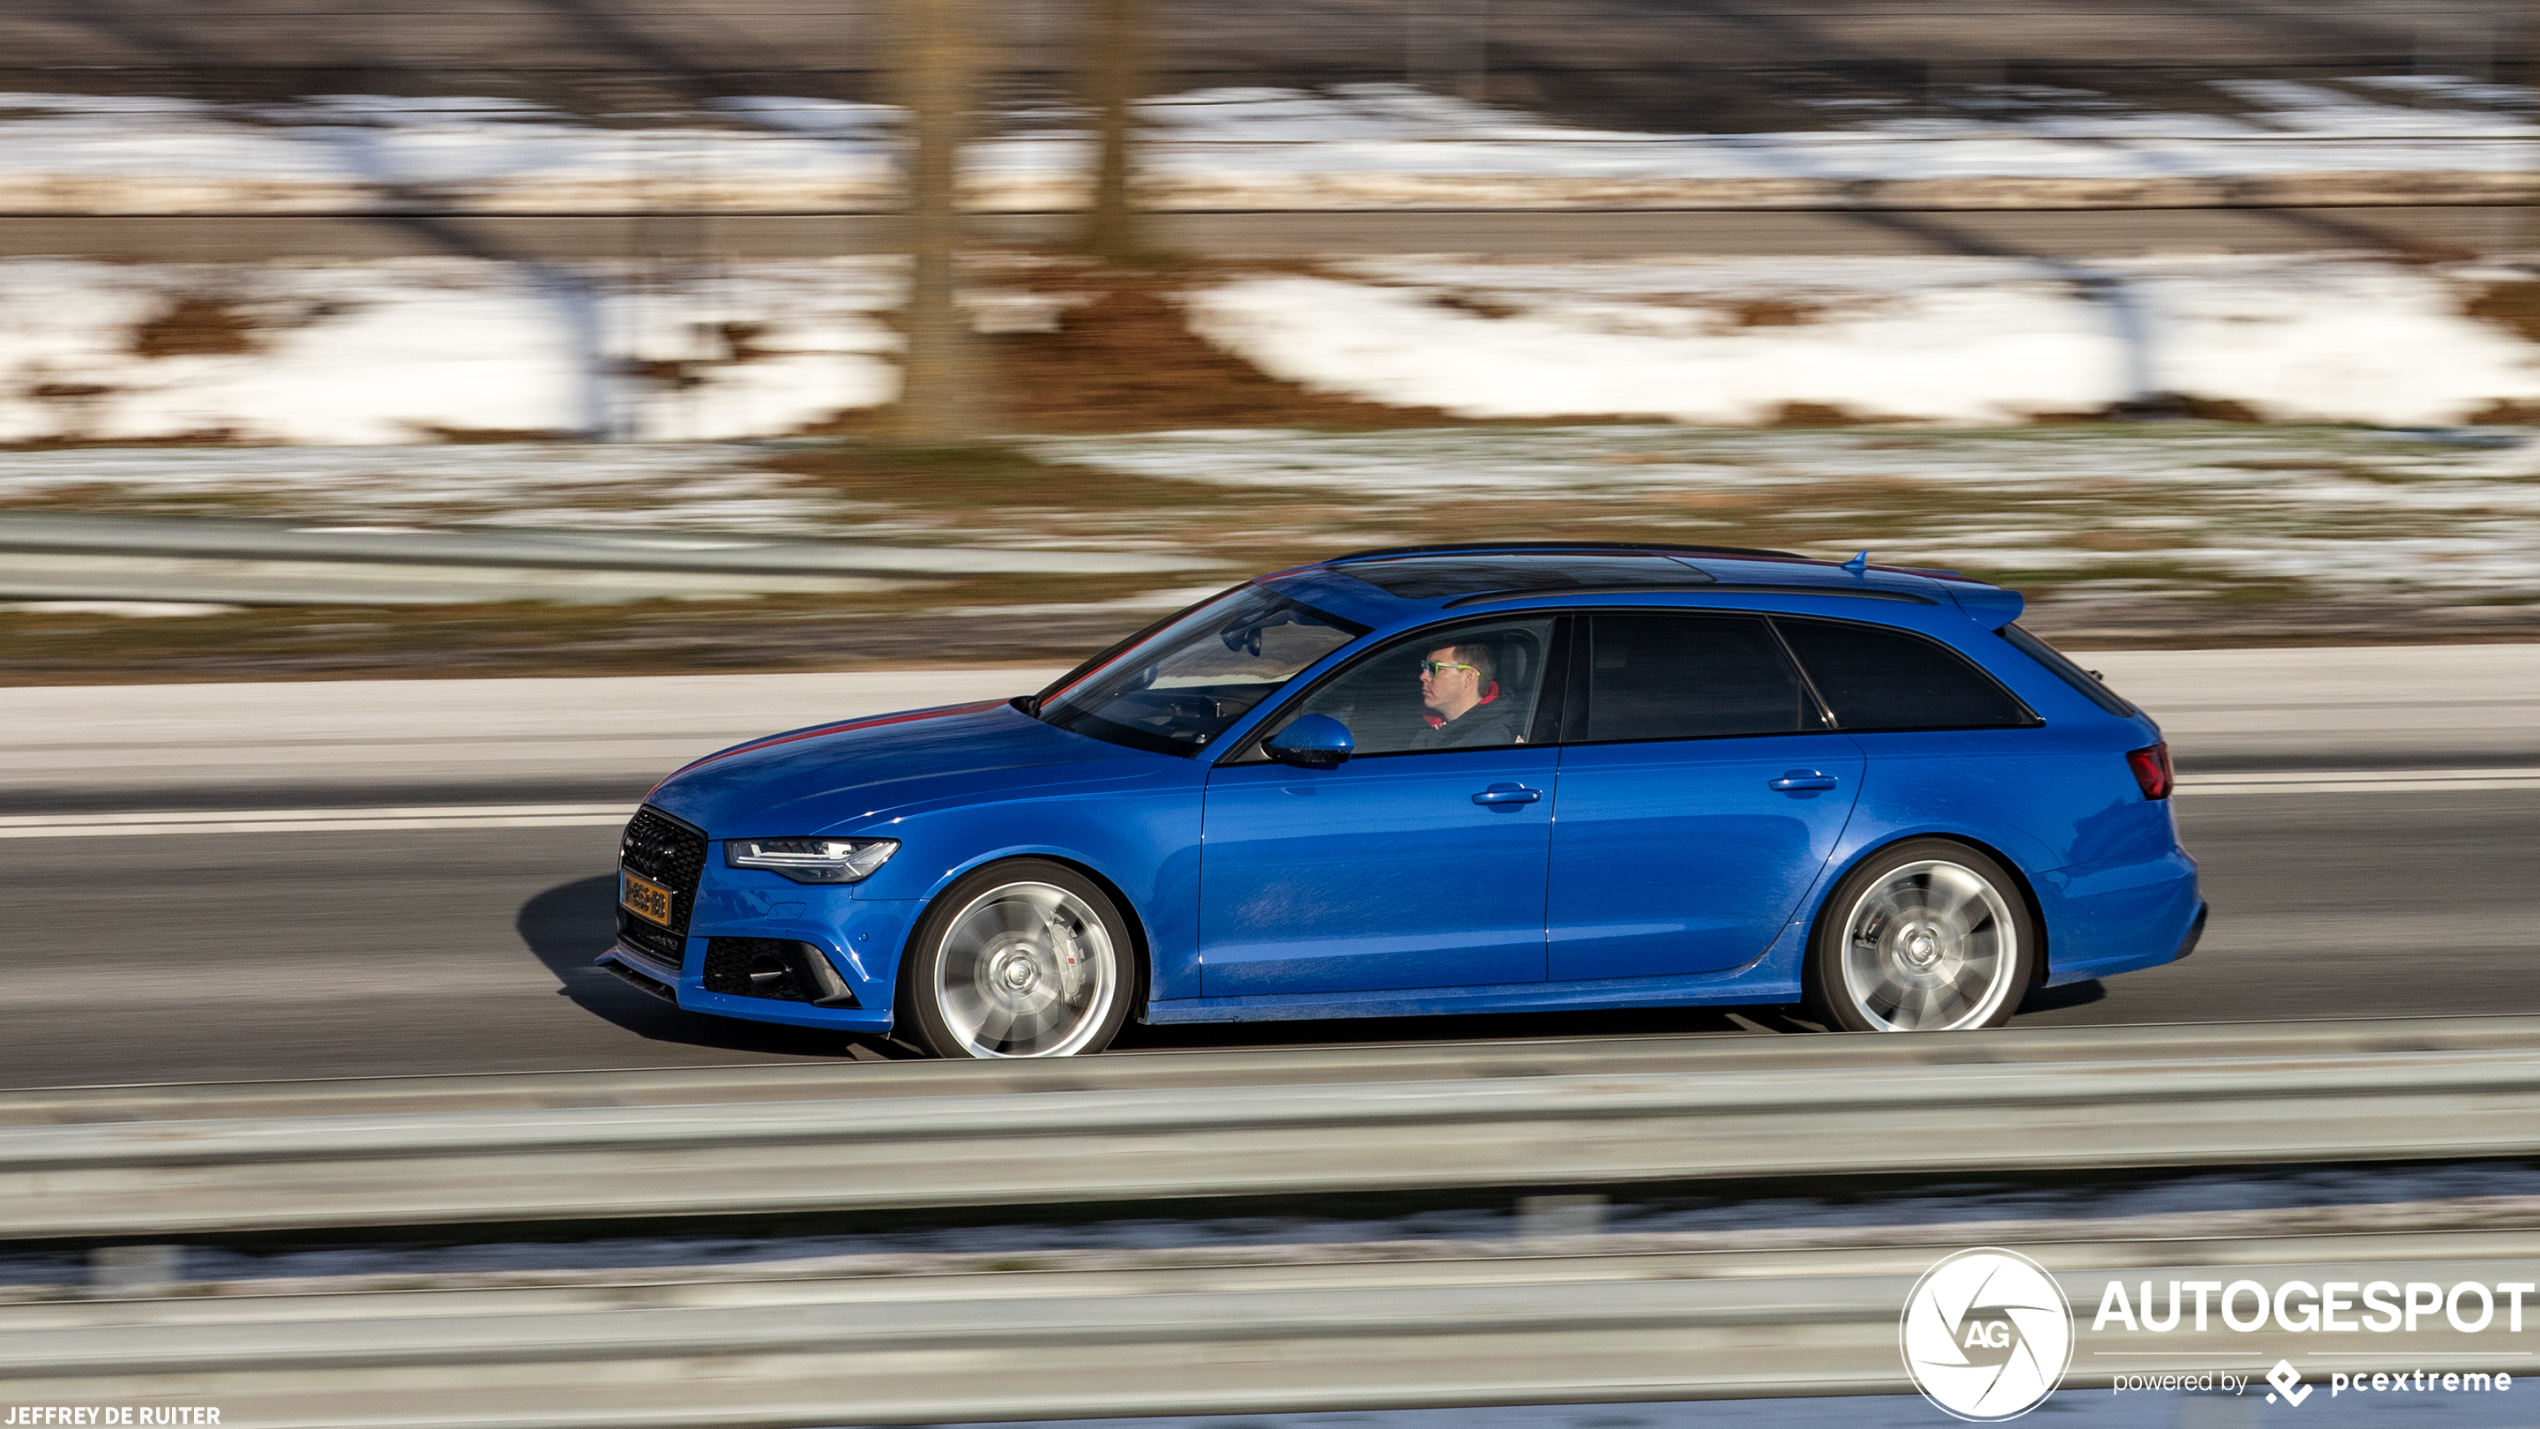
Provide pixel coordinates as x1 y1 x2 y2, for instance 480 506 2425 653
2266 1360 2312 1406
1900 1248 2076 1421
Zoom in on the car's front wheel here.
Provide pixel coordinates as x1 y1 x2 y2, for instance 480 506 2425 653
901 859 1134 1058
1804 839 2036 1033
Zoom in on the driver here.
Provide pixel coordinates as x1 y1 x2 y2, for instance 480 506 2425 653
1410 640 1520 749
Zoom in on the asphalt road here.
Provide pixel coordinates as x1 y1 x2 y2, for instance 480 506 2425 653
0 784 2528 1088
9 647 2534 807
2 647 2530 1088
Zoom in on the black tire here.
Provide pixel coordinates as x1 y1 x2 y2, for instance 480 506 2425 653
1803 839 2037 1033
898 859 1137 1059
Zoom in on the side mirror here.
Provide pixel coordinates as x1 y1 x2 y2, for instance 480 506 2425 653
1263 713 1353 769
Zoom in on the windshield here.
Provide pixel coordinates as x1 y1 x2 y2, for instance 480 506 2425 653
1039 585 1366 756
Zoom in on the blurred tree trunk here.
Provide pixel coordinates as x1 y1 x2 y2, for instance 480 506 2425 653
894 0 982 441
1082 0 1149 263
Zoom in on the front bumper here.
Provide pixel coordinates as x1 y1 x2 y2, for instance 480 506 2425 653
597 940 681 1001
594 896 916 1034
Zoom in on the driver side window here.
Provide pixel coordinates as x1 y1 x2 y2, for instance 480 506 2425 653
1267 618 1558 757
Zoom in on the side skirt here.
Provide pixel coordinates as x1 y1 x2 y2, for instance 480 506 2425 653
1146 927 1809 1026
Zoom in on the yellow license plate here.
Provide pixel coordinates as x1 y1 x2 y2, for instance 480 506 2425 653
619 870 674 927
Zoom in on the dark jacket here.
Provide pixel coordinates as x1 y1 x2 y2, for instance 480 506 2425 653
1407 701 1521 751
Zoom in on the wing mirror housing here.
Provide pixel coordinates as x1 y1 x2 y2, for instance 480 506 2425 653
1263 713 1353 769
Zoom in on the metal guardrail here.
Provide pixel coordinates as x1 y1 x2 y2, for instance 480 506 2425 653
0 511 1220 604
9 1017 2540 1239
8 1015 2537 1124
5 1220 2536 1427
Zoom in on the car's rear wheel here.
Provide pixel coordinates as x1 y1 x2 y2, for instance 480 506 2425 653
901 860 1134 1059
1804 840 2035 1033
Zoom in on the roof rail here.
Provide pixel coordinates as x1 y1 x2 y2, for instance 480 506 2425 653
1440 582 1936 610
1326 540 1814 564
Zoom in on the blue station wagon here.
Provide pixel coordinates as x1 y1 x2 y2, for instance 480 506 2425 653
601 544 2205 1058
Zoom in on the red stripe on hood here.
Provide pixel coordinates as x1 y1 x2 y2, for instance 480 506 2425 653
650 699 1008 792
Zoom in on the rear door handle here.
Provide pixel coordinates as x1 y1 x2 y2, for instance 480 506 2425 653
1770 770 1840 792
1472 783 1543 805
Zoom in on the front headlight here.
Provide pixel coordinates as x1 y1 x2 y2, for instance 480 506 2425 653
723 836 900 884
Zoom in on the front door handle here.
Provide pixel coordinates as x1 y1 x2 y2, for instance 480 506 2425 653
1472 783 1543 805
1770 770 1840 792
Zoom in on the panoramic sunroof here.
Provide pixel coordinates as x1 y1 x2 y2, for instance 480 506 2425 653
1330 553 1715 601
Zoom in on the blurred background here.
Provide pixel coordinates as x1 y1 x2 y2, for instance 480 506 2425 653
6 12 2540 1423
0 0 2535 681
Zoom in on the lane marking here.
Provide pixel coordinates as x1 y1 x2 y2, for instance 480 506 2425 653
1 768 2533 838
2179 767 2540 796
0 803 634 839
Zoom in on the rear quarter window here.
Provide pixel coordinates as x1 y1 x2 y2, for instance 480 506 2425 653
1998 623 2137 716
1774 618 2036 731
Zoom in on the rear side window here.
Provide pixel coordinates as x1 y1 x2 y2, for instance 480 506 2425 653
1775 618 2035 731
1578 613 1828 743
1999 623 2136 716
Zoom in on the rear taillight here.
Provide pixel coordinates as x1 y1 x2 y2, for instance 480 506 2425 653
2126 742 2174 800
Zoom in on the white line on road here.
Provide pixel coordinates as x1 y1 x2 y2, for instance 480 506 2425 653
2178 768 2540 795
0 803 635 838
2 769 2535 839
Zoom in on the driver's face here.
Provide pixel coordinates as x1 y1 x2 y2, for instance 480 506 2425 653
1419 646 1479 714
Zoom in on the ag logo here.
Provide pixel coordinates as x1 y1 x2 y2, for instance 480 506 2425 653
1901 1248 2075 1421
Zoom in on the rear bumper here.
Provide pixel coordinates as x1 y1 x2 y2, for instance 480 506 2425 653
2172 902 2210 962
2035 846 2203 986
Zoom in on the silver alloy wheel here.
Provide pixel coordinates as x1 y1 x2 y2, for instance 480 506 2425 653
1837 859 2021 1032
930 880 1120 1058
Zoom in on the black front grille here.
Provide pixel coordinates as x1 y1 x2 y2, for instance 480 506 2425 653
705 938 859 1008
616 909 686 965
619 805 708 934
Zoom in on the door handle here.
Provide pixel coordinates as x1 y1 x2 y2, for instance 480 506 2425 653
1770 770 1840 792
1472 783 1543 805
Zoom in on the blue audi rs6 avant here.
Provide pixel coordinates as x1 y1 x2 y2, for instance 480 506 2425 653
600 543 2205 1058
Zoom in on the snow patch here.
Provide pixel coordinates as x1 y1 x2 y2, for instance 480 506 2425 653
1183 255 2540 427
5 252 2540 446
0 259 903 445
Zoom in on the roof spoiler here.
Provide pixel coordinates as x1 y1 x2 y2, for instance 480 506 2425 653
1946 584 2025 627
